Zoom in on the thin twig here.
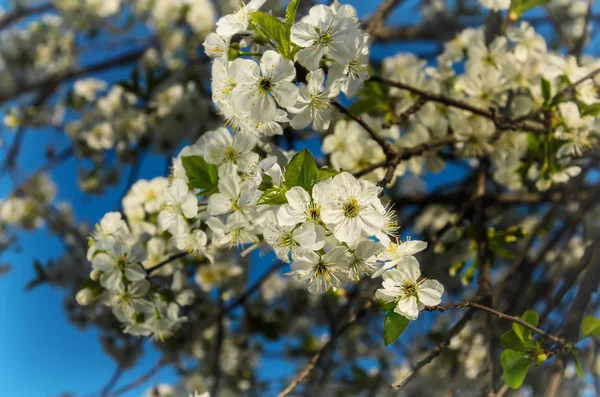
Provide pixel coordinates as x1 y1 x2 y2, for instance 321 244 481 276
224 261 286 313
145 252 188 275
574 0 595 59
109 359 168 397
100 366 124 397
423 302 568 346
333 102 396 159
0 49 146 105
391 308 476 389
276 297 376 397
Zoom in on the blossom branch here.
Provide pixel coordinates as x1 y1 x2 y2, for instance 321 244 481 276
0 48 146 105
369 76 548 133
333 102 396 159
145 252 188 275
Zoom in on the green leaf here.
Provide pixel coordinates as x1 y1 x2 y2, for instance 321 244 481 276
257 186 289 205
349 99 389 115
258 174 274 191
315 167 339 183
572 349 585 380
541 78 552 106
581 316 600 339
501 330 529 351
285 0 300 27
251 12 292 58
351 81 390 115
285 149 318 191
580 103 600 117
383 311 410 346
501 350 531 389
509 0 551 19
181 156 219 194
377 299 396 312
513 310 539 343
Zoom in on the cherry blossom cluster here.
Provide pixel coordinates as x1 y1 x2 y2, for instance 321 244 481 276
77 0 444 338
204 0 370 136
325 21 600 191
159 129 443 321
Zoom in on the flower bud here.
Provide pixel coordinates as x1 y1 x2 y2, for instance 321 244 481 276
90 269 102 281
76 288 96 306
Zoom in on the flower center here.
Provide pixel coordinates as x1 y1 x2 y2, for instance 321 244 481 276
342 198 360 218
257 77 273 93
402 280 417 296
319 32 332 45
116 255 127 270
305 203 321 221
224 146 238 161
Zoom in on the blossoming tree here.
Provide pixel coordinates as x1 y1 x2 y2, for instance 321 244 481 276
1 0 600 396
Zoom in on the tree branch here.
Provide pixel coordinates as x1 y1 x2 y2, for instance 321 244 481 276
369 76 548 133
423 302 568 346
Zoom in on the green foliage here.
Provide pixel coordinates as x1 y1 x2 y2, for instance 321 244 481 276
285 0 300 27
250 11 297 59
501 350 531 389
181 156 219 195
258 174 274 191
315 167 340 183
257 186 289 205
285 149 318 192
513 310 539 343
580 102 600 117
383 310 409 346
350 80 390 115
500 310 544 389
501 330 530 351
581 316 600 339
377 299 396 312
541 78 552 107
509 0 551 19
571 347 586 380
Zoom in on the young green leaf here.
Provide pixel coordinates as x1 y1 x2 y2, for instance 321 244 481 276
581 316 600 339
285 0 299 27
182 156 219 193
513 310 539 343
316 167 339 183
257 186 289 205
501 350 531 389
258 174 274 191
501 330 529 351
383 311 409 346
509 0 551 19
251 12 292 58
572 348 585 381
285 149 318 191
541 78 552 106
580 103 600 117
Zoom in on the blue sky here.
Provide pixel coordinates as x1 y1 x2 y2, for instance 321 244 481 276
1 1 598 396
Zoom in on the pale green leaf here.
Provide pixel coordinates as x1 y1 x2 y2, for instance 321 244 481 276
501 350 531 389
581 316 600 339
